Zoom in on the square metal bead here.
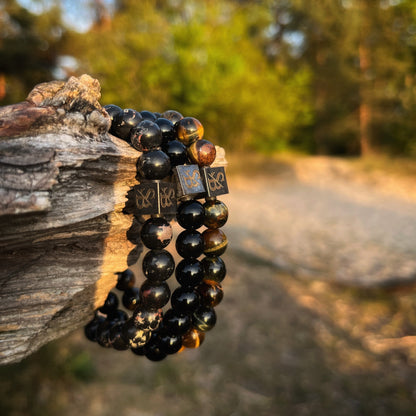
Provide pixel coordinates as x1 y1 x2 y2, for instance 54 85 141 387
173 164 206 199
200 166 229 197
134 181 177 215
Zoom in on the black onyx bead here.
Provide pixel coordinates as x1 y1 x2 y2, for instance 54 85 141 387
140 280 171 309
98 291 119 315
132 306 163 331
131 345 146 356
130 120 162 152
116 269 135 291
122 318 151 349
163 140 189 168
175 258 204 287
159 332 183 354
176 229 204 258
176 200 205 230
122 287 141 310
176 117 204 146
142 249 175 282
140 217 172 250
144 338 167 362
201 256 226 282
104 104 122 135
96 320 113 348
161 109 183 124
109 323 129 351
84 315 106 342
140 110 157 121
196 280 223 307
111 108 143 140
202 228 228 256
107 309 129 325
192 307 217 332
171 286 201 314
203 199 228 229
156 118 175 143
137 150 171 180
162 308 192 335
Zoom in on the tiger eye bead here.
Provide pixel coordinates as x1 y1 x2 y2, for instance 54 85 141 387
140 217 173 250
196 280 223 307
116 269 135 291
140 280 171 309
142 249 175 282
137 150 171 179
176 117 204 146
188 139 216 167
175 258 204 287
203 200 228 229
201 256 226 282
176 229 204 258
202 229 228 256
182 328 205 348
192 307 216 332
176 200 205 230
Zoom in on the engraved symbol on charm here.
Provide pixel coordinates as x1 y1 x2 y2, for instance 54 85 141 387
136 188 156 209
160 187 175 208
208 171 225 191
183 168 202 189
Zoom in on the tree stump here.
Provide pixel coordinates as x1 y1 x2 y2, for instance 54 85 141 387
0 75 141 364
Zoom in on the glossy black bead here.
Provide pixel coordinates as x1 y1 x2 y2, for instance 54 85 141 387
96 320 112 348
161 109 183 124
175 258 204 287
140 110 157 121
176 200 205 229
107 309 129 325
176 229 204 258
131 345 146 356
192 307 217 332
201 256 226 282
163 140 188 168
109 323 129 350
137 150 171 180
140 280 171 309
155 118 175 143
98 291 119 315
142 249 175 282
140 217 173 250
132 305 162 331
162 308 192 335
111 108 143 140
122 318 151 348
144 340 167 361
84 315 106 342
130 120 162 152
116 269 136 291
104 104 122 135
171 286 201 314
122 286 141 310
159 332 183 354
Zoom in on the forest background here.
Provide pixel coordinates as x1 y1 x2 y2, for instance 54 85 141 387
2 0 416 157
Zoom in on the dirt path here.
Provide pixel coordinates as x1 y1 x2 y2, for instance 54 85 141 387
226 156 416 288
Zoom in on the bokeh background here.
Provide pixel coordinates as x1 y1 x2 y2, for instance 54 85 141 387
1 1 416 415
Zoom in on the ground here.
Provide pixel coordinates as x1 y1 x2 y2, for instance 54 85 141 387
1 154 416 416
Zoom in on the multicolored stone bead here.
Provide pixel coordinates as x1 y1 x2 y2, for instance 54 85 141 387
187 139 216 167
176 117 204 146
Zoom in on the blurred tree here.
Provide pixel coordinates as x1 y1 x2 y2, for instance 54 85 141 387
0 0 67 105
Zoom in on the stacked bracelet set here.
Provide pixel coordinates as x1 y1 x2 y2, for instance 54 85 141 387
84 106 229 361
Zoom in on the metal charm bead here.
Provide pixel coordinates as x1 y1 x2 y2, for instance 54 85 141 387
134 181 176 216
200 166 229 198
173 164 206 199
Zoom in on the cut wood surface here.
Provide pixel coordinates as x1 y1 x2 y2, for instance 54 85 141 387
0 75 141 364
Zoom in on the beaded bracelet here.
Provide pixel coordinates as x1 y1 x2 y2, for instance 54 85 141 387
84 106 229 361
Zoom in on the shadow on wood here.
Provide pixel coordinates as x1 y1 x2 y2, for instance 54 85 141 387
0 75 141 364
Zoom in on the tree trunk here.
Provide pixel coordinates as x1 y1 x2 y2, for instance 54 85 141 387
0 75 141 365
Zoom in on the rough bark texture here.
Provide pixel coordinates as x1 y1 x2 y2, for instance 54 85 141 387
0 75 141 364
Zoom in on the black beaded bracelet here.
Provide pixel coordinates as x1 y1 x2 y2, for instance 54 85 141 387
84 106 229 361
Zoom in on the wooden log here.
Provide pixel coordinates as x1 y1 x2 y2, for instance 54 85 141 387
0 75 141 364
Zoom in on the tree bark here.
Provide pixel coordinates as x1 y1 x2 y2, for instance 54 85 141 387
0 75 141 364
